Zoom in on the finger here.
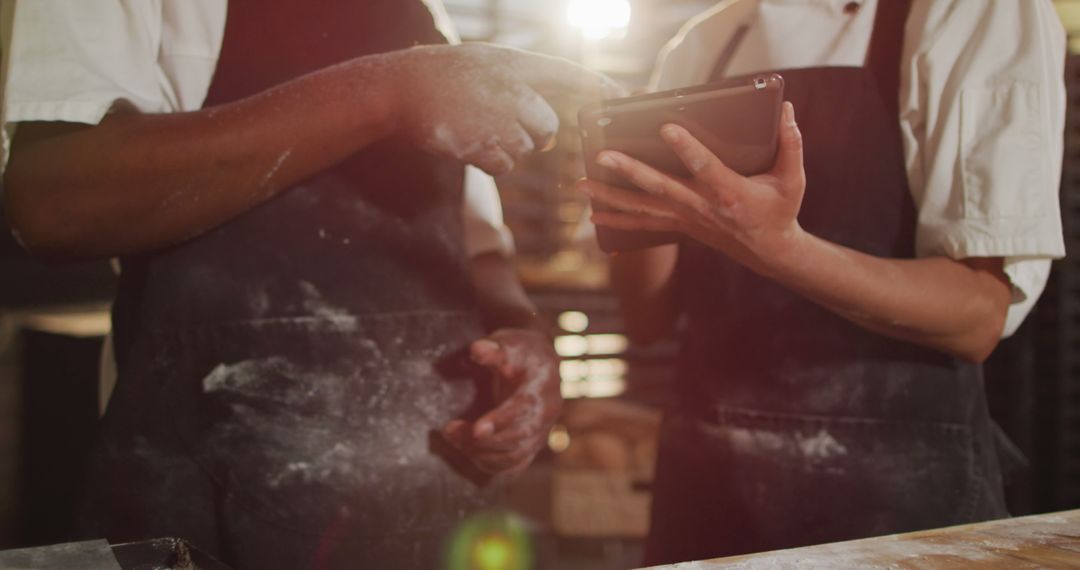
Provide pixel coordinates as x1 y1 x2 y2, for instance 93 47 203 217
591 210 680 233
469 434 545 469
771 101 806 193
471 445 538 475
467 144 515 176
469 422 535 453
473 395 557 449
595 150 709 212
470 338 507 368
485 333 535 373
441 419 470 448
515 86 560 150
474 393 543 439
660 124 743 195
576 179 682 221
516 52 624 99
471 338 517 393
498 122 536 160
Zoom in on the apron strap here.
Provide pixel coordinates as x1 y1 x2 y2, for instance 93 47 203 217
711 24 751 80
864 0 914 115
711 0 913 94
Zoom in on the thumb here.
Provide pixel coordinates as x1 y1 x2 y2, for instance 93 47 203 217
772 102 806 193
442 419 470 448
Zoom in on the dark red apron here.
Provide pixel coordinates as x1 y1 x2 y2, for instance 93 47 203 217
79 1 496 568
645 1 1009 564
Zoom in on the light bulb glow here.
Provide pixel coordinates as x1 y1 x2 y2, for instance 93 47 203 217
566 0 631 40
557 311 590 333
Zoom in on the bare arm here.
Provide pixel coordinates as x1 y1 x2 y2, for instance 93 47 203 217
765 236 1009 362
5 60 396 260
4 44 618 261
579 103 1011 363
609 244 678 345
469 251 546 333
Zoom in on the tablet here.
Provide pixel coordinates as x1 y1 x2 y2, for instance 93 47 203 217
579 73 785 252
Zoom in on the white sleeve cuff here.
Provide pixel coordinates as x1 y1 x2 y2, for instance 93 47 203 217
919 223 1060 338
1 0 169 178
921 219 1066 262
1001 256 1052 338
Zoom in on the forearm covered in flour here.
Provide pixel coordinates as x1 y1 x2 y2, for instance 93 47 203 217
4 44 618 262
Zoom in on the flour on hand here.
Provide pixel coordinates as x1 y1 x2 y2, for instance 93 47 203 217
381 43 622 176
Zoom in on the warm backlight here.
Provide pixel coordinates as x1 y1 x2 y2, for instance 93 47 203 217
566 0 632 40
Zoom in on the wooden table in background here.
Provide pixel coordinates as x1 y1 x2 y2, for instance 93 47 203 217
641 510 1080 569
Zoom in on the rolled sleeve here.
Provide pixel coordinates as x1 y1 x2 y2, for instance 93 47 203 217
462 165 515 258
1002 256 1051 337
1 0 167 177
902 0 1067 336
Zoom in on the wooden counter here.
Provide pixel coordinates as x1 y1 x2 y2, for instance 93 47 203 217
641 510 1080 569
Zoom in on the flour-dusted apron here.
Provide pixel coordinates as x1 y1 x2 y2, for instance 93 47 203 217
79 1 497 568
644 1 1010 564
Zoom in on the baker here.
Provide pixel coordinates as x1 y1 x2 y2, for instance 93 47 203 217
1 0 617 568
578 0 1065 564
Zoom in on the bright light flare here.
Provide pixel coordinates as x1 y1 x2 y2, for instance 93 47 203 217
472 534 513 570
567 0 632 40
446 511 533 570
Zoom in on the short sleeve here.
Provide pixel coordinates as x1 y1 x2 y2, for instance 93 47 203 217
462 166 515 258
649 0 753 91
426 0 513 258
157 0 226 113
901 0 1067 336
0 0 167 178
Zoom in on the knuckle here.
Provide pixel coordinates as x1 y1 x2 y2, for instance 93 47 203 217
643 177 666 197
538 122 558 140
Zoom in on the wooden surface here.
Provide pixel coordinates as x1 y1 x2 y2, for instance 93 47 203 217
641 510 1080 569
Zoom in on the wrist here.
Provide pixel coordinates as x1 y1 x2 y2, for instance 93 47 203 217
343 51 408 142
490 309 554 340
755 223 814 282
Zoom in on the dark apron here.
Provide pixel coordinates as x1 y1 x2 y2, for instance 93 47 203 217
79 1 496 568
644 1 1010 564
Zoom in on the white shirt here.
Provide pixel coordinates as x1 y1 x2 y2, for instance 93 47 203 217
653 0 1067 337
0 0 514 258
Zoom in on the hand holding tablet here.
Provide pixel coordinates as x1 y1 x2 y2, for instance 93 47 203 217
578 74 785 252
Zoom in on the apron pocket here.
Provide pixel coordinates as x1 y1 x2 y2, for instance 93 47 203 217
136 313 494 537
656 404 979 548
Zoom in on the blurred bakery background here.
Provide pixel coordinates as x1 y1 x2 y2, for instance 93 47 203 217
3 1 1080 568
